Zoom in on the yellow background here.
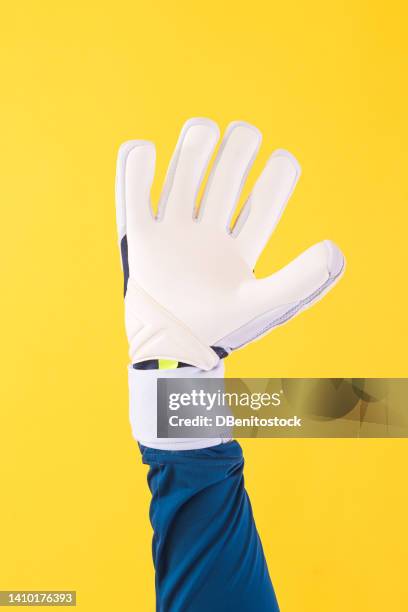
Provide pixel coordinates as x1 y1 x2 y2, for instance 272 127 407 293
1 1 407 610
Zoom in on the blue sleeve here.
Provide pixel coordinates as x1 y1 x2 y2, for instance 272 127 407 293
140 440 279 612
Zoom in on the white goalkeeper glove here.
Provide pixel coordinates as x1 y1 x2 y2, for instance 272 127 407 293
116 118 344 370
116 118 344 448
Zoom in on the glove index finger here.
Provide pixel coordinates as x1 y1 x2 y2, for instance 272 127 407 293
233 150 301 268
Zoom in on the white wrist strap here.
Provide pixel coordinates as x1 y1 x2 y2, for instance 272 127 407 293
128 361 230 450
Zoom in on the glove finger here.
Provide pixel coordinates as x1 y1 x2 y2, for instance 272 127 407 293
233 150 301 269
216 241 344 351
251 241 344 313
116 140 156 242
199 122 261 229
158 118 219 222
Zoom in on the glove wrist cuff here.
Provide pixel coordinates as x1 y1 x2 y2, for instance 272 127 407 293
128 361 230 450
